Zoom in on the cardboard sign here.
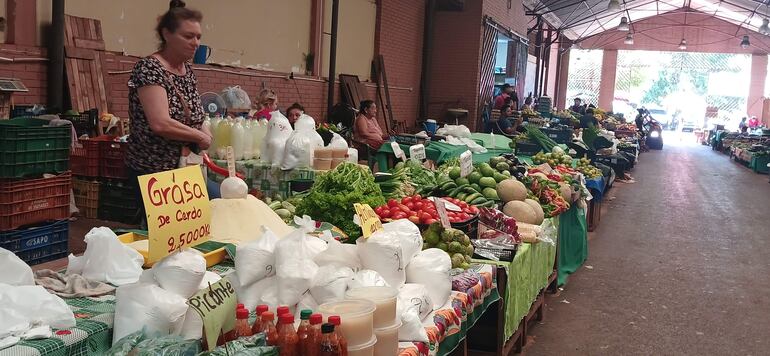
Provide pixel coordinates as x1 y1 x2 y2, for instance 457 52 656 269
434 198 451 228
459 150 473 178
354 203 383 238
409 144 426 160
225 146 236 177
390 142 407 162
138 165 212 263
187 277 237 351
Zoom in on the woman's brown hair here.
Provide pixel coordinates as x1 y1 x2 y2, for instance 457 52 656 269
156 0 203 49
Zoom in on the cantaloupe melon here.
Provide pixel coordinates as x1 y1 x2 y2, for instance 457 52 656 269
524 199 545 225
558 182 572 201
497 178 527 202
502 201 537 224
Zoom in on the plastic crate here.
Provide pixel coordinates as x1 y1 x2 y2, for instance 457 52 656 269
70 139 101 177
0 220 69 265
98 179 140 224
98 202 140 225
0 118 71 178
61 109 97 137
513 141 542 156
100 139 127 179
10 105 46 118
541 128 573 144
0 172 71 231
73 178 100 219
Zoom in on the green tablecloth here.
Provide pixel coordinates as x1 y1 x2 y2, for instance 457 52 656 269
749 154 770 173
469 133 512 150
557 205 588 286
376 133 514 171
476 218 558 341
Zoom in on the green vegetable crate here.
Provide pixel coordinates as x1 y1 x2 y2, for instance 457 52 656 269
0 118 71 178
98 179 140 224
417 215 479 240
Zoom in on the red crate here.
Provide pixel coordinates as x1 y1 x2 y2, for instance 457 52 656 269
100 139 127 179
70 139 101 177
73 178 100 219
0 172 71 230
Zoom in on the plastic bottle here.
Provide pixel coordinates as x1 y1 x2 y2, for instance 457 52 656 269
231 117 246 160
253 118 268 160
328 316 347 356
309 313 323 352
252 304 270 334
298 310 314 356
277 306 290 318
260 311 279 346
233 308 253 339
318 323 341 356
215 118 232 159
242 119 254 160
277 313 299 356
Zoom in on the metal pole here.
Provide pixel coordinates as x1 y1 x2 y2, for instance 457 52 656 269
48 0 65 112
326 0 340 116
533 17 543 97
419 0 436 119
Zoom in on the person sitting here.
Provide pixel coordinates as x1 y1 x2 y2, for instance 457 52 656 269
491 105 522 135
739 117 748 133
580 108 599 129
286 102 305 127
521 97 533 111
494 84 514 109
253 89 278 120
570 98 586 115
354 100 388 150
748 116 760 129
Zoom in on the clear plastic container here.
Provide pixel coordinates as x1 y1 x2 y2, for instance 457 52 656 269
317 299 376 347
347 336 376 356
373 321 401 356
344 287 398 328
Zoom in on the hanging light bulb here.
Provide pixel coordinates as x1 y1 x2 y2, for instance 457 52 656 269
760 18 770 35
624 33 634 45
618 17 630 31
678 38 687 50
741 35 750 49
607 0 621 12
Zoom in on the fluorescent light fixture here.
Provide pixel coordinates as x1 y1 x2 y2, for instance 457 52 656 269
618 17 630 31
678 39 687 50
740 35 750 49
624 33 634 45
607 0 621 12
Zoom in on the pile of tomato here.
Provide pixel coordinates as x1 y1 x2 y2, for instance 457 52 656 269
374 195 479 224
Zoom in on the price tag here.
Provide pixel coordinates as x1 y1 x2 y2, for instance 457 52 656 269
187 277 237 351
138 165 212 263
434 198 451 228
354 203 384 238
390 142 407 162
226 146 236 178
410 144 426 160
459 150 473 178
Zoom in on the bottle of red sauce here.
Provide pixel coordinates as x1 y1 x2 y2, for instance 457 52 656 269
233 308 253 339
297 310 315 356
277 313 299 356
327 316 347 356
252 304 269 334
260 311 279 346
309 313 323 355
318 323 341 356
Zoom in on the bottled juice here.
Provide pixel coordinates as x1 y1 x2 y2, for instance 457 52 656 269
328 316 347 356
319 323 341 356
298 310 314 356
252 304 269 334
214 118 232 159
231 117 246 160
242 119 254 160
277 314 299 356
233 308 253 338
252 119 268 160
260 312 279 346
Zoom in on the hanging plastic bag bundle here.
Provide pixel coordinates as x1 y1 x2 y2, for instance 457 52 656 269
221 86 252 109
261 111 294 165
281 114 324 170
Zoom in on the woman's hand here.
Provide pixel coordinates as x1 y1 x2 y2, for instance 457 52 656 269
197 131 212 150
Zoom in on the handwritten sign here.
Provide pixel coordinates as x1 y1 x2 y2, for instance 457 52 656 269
459 150 473 178
187 277 237 351
390 142 407 162
410 144 426 160
225 146 236 178
434 198 451 228
138 165 212 263
354 203 383 238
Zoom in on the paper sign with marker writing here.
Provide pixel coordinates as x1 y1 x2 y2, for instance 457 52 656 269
410 144 426 160
390 142 407 162
434 198 451 228
187 277 237 351
459 150 473 178
138 165 211 263
354 203 383 238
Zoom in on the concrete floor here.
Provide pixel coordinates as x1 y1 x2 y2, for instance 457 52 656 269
527 139 770 355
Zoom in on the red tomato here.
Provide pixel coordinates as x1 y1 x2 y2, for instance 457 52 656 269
401 196 412 205
406 202 415 210
458 201 468 208
392 212 406 220
374 206 384 215
420 212 432 221
381 209 392 218
424 218 437 225
414 202 424 210
413 194 422 201
399 205 411 213
408 215 420 224
387 199 399 208
469 206 479 214
459 213 470 221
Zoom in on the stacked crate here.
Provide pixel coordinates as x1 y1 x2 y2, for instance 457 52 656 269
0 118 72 265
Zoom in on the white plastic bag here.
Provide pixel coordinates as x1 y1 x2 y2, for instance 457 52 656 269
77 227 144 286
0 248 34 286
65 253 85 276
281 114 324 170
347 269 389 289
234 275 276 312
235 226 278 286
328 132 348 149
398 306 429 343
356 229 406 288
383 219 423 266
221 86 252 109
293 292 319 322
261 111 294 165
346 148 358 163
179 272 221 340
405 249 452 309
313 235 362 270
151 249 207 298
274 225 320 307
398 283 433 321
436 124 471 138
309 265 354 304
0 284 75 336
112 283 188 343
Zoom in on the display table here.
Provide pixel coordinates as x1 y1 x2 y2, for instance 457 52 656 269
375 133 513 171
585 177 606 232
557 205 588 286
207 159 315 197
750 154 770 173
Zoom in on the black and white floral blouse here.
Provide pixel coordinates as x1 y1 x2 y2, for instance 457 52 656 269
125 56 204 173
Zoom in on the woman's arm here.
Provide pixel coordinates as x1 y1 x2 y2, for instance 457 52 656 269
138 85 211 149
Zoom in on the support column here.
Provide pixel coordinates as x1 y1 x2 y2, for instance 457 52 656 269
309 0 324 76
5 0 37 45
747 54 767 122
555 48 570 110
598 49 617 111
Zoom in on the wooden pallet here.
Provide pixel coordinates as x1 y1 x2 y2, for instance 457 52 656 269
63 15 110 114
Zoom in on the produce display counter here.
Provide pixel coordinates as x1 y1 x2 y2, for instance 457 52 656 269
375 133 513 171
207 159 316 197
750 155 770 174
584 177 606 232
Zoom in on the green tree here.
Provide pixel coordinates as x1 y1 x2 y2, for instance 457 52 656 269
642 69 679 105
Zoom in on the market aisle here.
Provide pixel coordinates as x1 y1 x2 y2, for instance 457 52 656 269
526 142 770 356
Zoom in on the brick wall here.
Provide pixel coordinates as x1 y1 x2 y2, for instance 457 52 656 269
483 0 529 37
0 44 48 105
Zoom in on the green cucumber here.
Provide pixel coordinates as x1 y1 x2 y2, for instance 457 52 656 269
457 192 468 201
470 196 488 205
464 192 482 203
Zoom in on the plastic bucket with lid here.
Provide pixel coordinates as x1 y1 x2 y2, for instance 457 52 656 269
345 286 398 328
348 336 377 356
373 321 401 356
317 299 376 346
